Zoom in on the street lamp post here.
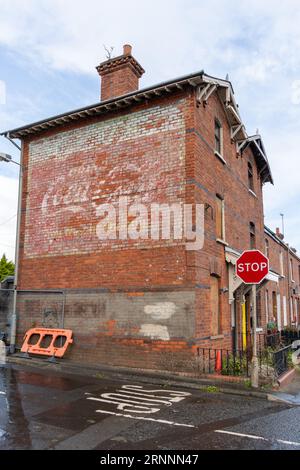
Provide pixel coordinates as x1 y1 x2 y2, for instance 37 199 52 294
0 149 22 354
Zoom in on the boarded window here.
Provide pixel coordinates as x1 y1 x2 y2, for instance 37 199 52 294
216 195 224 240
210 275 221 336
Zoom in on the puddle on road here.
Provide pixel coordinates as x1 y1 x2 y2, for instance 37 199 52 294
13 369 90 391
0 366 32 449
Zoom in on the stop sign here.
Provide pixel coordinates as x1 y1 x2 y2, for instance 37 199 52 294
236 250 269 284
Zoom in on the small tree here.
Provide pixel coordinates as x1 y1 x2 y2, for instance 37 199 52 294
0 254 15 282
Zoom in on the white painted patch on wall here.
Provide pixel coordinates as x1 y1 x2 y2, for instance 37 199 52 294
139 324 170 341
144 302 176 320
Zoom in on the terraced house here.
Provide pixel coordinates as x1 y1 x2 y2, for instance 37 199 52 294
1 45 298 370
262 226 300 332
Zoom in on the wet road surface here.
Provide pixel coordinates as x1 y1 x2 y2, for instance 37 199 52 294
0 363 299 450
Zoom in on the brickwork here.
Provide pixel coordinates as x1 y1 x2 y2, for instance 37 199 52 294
97 45 145 101
11 50 297 370
189 93 265 347
261 229 300 330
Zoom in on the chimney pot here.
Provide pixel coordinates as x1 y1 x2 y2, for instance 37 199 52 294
123 44 132 55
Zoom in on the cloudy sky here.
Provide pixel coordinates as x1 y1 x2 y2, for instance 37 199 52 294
0 0 300 261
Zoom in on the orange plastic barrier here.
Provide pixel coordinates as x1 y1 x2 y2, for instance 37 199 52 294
21 328 73 358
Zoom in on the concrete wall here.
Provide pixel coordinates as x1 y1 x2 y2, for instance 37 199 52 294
16 289 195 369
0 277 14 338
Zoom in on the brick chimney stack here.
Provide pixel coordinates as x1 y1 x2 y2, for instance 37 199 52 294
276 227 284 240
96 44 145 101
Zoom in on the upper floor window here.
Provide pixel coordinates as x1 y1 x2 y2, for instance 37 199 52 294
250 222 256 249
265 238 269 258
214 119 222 155
290 258 294 282
248 162 254 192
280 250 284 276
216 195 225 241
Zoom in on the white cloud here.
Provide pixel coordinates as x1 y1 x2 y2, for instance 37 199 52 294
0 0 300 250
0 0 297 80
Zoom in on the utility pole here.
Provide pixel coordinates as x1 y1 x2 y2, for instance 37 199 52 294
251 284 259 388
0 138 22 354
280 213 285 237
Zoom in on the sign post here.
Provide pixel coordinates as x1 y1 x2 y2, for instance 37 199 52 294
236 250 269 388
251 284 258 388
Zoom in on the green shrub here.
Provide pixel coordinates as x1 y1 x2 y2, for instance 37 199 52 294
221 353 248 376
260 347 275 367
287 350 294 369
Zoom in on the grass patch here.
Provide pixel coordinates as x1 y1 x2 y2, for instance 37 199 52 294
94 372 105 379
203 385 220 393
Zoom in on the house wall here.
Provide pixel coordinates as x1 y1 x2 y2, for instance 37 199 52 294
15 83 288 369
262 231 300 330
17 91 202 369
190 92 266 348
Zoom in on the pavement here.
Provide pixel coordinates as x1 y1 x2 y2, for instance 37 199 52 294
1 362 300 450
268 368 300 406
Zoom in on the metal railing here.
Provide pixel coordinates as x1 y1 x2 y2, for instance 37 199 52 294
195 344 288 379
273 345 292 378
196 347 275 378
280 329 300 345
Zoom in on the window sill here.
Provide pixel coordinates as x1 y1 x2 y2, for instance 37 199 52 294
248 189 257 198
210 335 224 340
216 238 229 247
214 151 227 164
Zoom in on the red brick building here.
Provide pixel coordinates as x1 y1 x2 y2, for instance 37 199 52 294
262 226 300 331
3 44 297 370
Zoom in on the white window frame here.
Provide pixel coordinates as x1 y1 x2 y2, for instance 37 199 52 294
214 119 225 163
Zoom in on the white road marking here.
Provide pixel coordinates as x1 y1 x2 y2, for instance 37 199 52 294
215 430 265 440
215 430 300 447
95 409 195 428
277 439 300 447
87 397 160 414
121 385 191 398
99 392 173 406
0 391 5 395
86 384 191 415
